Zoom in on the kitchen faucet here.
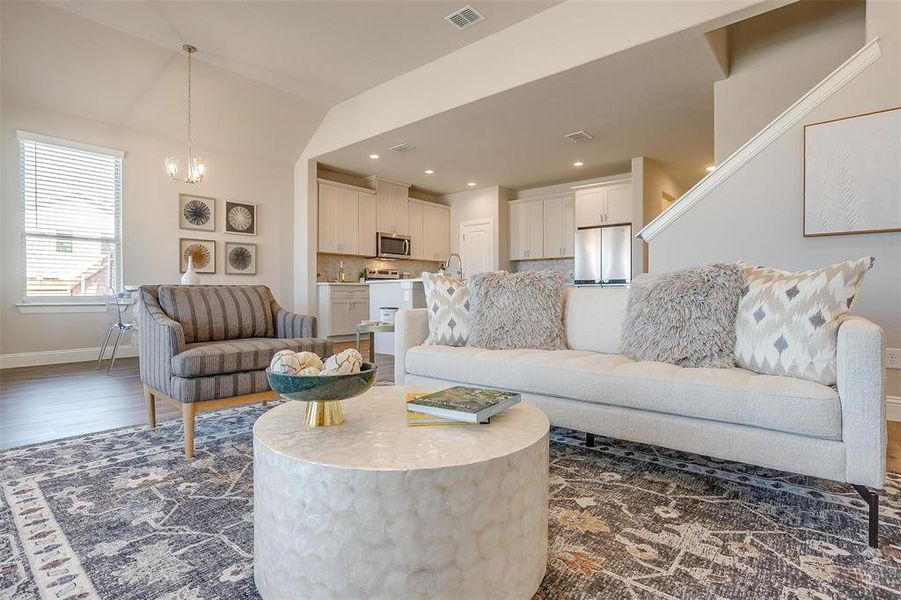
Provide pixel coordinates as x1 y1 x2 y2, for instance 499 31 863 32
442 252 463 280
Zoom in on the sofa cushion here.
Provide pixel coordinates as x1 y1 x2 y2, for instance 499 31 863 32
620 264 745 368
563 287 629 354
422 272 470 346
468 270 567 350
158 285 274 343
171 337 332 378
405 345 841 440
735 257 874 386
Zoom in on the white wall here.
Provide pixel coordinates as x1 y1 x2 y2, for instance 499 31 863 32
714 0 865 162
649 0 901 394
633 157 687 272
0 2 303 356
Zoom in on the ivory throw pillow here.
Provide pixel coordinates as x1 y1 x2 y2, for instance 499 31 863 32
467 270 567 351
421 272 470 346
620 264 746 368
734 256 875 385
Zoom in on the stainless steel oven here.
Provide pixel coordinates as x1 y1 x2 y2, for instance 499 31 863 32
376 232 412 259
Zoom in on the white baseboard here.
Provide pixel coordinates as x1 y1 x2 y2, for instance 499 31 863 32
888 396 901 422
0 345 139 369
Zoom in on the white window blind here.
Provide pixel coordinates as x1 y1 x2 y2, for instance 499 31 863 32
19 132 123 300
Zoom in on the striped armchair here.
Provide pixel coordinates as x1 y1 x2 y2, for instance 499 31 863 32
137 285 333 457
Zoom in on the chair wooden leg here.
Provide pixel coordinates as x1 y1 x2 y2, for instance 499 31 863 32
144 386 157 428
183 403 196 459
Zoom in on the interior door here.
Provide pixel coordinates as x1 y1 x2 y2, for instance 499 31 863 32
543 197 563 258
605 184 632 225
460 220 492 277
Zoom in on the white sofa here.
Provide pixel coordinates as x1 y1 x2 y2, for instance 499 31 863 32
395 286 886 544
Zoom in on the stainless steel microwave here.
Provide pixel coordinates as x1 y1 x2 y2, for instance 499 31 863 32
377 232 412 259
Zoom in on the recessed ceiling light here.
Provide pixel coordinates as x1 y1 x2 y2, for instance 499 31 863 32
369 154 380 160
573 161 584 167
467 182 477 187
424 169 434 175
706 165 716 172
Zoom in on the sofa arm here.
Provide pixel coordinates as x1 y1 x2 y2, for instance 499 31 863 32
394 308 429 384
837 315 886 488
272 303 317 338
137 286 186 396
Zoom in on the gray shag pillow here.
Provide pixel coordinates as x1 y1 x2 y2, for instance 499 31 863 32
620 263 745 368
468 270 567 351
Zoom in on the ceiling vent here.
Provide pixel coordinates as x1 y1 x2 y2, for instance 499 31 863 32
564 130 594 143
445 5 485 30
390 143 416 153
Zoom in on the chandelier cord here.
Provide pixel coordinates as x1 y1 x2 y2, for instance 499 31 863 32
186 47 192 166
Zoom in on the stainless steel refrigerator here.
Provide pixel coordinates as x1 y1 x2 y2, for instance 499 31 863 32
573 224 632 285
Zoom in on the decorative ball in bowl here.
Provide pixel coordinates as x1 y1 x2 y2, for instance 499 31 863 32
266 363 378 403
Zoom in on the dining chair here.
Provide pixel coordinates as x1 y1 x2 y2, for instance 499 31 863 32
97 286 135 373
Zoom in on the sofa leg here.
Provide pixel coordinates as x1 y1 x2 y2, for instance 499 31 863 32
586 433 595 448
261 398 268 407
183 403 196 459
852 484 879 548
144 386 156 428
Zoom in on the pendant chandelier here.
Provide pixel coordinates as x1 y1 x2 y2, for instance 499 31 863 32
164 45 205 184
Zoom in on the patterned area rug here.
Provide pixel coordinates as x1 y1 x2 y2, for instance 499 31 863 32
1 404 898 599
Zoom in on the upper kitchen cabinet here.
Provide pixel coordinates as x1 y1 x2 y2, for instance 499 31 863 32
318 179 375 256
358 190 377 256
542 195 575 258
574 180 632 228
420 201 451 261
407 201 424 259
509 199 544 260
367 176 410 236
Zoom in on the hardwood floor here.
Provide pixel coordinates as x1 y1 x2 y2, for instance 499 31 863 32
1 353 899 477
0 340 393 451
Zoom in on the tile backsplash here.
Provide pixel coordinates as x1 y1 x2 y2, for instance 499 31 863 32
317 254 443 283
510 258 575 283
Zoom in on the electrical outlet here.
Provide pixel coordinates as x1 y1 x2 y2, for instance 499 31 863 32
888 348 901 370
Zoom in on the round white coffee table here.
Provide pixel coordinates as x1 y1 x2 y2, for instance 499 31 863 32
253 385 549 600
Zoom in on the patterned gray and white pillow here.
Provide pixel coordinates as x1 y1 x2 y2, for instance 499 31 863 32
735 256 874 385
422 272 470 346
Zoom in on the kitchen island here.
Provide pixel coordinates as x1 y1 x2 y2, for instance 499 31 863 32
367 279 426 355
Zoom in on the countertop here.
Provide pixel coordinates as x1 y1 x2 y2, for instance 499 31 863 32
317 279 424 286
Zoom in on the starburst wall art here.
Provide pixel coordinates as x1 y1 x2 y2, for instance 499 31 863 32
225 242 257 275
179 194 216 231
225 201 257 235
180 238 216 274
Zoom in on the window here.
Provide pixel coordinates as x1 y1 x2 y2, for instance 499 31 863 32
19 132 123 301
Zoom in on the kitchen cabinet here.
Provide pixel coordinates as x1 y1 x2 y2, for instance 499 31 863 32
318 180 377 256
316 284 370 337
422 202 450 261
407 201 424 259
574 181 632 228
358 191 377 257
542 195 575 258
509 199 544 260
368 177 410 236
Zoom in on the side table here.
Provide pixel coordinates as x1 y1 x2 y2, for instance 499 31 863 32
355 323 394 362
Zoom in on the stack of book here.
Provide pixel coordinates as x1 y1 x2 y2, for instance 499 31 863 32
406 386 521 427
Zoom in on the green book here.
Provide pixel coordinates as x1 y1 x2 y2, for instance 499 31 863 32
406 386 520 423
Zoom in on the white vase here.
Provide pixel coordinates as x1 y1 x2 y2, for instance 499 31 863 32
181 256 200 285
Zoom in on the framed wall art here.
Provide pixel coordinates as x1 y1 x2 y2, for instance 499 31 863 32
180 238 216 274
179 194 216 231
225 201 257 235
804 106 901 237
225 242 257 275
